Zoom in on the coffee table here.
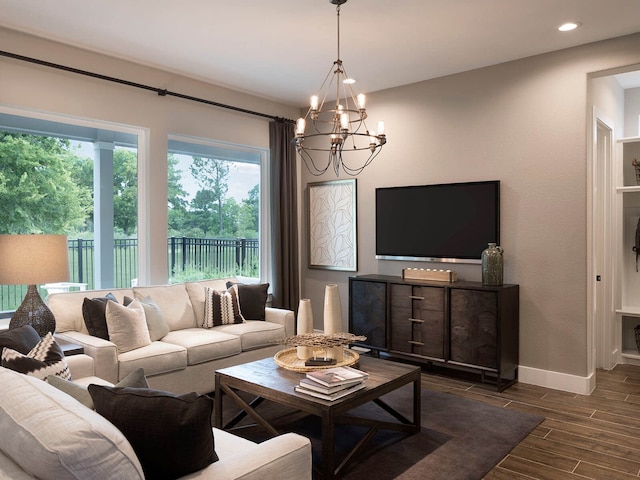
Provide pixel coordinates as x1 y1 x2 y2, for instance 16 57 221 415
214 355 421 480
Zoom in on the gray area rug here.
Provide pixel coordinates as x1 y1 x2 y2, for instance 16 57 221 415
224 383 543 480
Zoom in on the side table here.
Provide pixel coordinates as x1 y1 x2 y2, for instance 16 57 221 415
54 335 84 356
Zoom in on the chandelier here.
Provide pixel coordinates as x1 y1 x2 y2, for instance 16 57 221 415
293 0 386 176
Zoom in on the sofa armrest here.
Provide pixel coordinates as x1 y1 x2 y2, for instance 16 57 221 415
183 432 311 480
65 354 96 380
265 307 295 337
55 332 119 384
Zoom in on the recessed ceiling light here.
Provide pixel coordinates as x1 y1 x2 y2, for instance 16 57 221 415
558 22 581 32
343 78 356 84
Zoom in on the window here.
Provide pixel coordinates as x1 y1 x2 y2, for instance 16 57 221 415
167 136 269 283
0 109 141 314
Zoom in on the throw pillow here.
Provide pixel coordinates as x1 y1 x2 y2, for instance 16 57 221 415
0 324 42 356
124 295 170 341
226 281 269 321
1 332 71 380
105 299 152 353
203 284 245 328
82 293 118 339
47 367 149 410
88 385 218 480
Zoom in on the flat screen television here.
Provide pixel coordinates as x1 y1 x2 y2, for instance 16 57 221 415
375 180 500 263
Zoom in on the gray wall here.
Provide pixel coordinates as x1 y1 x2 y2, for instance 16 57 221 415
300 33 640 382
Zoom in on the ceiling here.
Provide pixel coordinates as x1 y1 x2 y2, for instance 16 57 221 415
2 0 640 106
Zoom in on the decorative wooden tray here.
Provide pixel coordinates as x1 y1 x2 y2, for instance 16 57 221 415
402 268 458 282
274 348 360 372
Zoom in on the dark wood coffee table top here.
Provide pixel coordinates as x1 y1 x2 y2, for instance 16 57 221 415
214 354 421 479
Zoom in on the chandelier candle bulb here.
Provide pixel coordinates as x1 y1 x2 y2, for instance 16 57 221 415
310 95 319 111
377 121 385 136
357 93 366 110
296 118 306 135
340 113 349 130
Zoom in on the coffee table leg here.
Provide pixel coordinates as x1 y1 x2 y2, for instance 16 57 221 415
322 411 336 480
214 374 222 428
413 373 421 433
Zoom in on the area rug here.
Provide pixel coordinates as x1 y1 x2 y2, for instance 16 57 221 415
224 383 543 480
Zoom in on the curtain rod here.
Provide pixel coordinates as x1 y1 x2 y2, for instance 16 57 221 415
0 50 294 123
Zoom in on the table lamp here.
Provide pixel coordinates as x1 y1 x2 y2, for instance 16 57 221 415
0 234 70 337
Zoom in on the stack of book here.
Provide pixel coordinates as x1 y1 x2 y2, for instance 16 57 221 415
294 366 368 401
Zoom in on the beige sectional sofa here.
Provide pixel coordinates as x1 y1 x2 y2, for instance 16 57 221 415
0 360 312 480
47 278 295 394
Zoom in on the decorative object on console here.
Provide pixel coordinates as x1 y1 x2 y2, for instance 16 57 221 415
323 283 344 361
402 268 458 282
0 234 70 337
292 0 386 176
481 243 504 286
296 298 314 360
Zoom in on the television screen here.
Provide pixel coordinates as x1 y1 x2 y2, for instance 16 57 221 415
375 180 500 263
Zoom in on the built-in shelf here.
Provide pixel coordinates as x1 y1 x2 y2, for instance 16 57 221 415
617 307 640 317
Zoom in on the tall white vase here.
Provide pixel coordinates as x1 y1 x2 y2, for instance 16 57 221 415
323 284 344 362
296 298 314 360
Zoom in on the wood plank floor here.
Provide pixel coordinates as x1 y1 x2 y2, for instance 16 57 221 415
420 364 640 479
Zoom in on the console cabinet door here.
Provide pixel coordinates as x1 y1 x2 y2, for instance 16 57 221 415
390 284 444 359
450 289 497 369
350 279 387 349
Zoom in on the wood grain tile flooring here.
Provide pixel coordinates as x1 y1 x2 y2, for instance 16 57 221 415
421 364 640 479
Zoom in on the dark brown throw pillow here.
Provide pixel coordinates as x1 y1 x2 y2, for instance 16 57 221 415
88 385 218 480
82 293 118 339
226 282 269 321
0 324 41 356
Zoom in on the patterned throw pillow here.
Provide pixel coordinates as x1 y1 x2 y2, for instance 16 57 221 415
203 285 245 328
1 332 71 380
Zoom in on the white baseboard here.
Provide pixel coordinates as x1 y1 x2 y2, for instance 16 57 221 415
519 365 596 395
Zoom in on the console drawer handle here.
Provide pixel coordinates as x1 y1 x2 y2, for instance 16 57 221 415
409 295 425 300
409 318 424 323
408 341 425 346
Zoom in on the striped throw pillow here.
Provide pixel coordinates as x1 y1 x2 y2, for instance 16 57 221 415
202 285 245 328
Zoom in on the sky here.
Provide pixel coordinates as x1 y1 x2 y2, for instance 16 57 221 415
74 142 259 204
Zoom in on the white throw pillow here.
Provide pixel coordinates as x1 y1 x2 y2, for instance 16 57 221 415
105 299 152 353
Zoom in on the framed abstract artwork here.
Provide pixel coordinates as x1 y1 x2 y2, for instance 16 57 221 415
307 179 357 271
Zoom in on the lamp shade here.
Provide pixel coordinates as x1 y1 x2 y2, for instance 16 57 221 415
0 234 70 285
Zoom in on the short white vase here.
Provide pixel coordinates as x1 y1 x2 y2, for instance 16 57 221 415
323 284 344 362
296 298 314 360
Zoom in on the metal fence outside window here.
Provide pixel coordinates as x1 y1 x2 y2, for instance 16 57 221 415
0 236 259 312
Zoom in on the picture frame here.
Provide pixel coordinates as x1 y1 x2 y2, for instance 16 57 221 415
307 179 357 271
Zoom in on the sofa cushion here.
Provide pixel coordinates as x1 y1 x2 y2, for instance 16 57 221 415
0 366 144 479
88 385 218 480
226 281 269 321
204 285 245 327
47 367 149 410
185 278 231 327
213 320 286 351
82 293 118 340
1 332 71 380
47 289 134 334
117 341 187 380
124 295 170 341
105 299 152 353
161 328 242 365
133 284 196 331
0 324 41 356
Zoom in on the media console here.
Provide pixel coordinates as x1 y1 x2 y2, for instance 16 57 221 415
348 274 519 391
